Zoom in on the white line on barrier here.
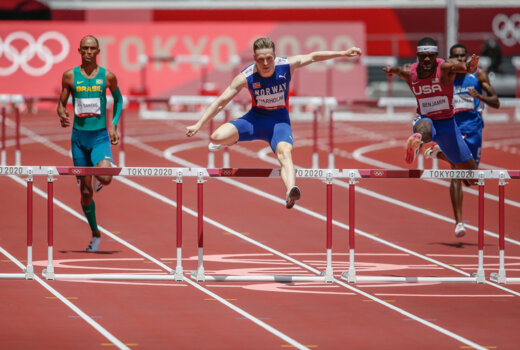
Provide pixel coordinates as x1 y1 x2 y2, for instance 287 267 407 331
0 242 129 350
7 174 309 350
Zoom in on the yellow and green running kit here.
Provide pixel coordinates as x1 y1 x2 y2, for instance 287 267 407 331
70 66 113 168
72 66 107 131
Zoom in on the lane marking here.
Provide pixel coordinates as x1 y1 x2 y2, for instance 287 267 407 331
46 296 78 300
0 245 130 350
101 344 138 347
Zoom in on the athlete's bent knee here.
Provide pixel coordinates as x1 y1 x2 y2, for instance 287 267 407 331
98 175 112 185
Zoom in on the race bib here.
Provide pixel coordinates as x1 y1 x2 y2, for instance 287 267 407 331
74 97 101 117
418 95 449 115
256 91 285 109
452 93 474 113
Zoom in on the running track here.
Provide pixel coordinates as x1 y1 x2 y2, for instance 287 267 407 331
1 108 520 349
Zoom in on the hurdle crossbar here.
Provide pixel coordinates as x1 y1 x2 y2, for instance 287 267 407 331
1 167 519 284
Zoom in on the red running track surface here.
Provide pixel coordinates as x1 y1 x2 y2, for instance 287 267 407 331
1 109 520 349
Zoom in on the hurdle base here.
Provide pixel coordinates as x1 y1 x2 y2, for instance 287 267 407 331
24 265 34 280
52 273 179 280
195 275 329 282
490 271 507 284
42 267 54 280
0 273 27 279
174 266 184 281
341 268 356 283
320 269 334 283
471 270 486 284
505 277 520 283
342 275 478 283
191 268 206 282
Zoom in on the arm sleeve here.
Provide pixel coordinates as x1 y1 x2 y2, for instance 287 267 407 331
111 87 123 126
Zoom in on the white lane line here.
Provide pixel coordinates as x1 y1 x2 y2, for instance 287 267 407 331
7 175 309 350
0 244 129 350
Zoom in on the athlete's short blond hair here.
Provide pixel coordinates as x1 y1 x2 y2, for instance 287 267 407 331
253 37 275 53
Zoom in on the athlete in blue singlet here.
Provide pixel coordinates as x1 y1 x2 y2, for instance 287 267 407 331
57 35 123 252
186 37 362 209
425 43 500 237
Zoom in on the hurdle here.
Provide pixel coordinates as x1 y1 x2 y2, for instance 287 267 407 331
40 166 196 281
190 167 340 283
341 169 519 284
0 166 36 279
490 170 520 284
32 166 340 283
2 166 518 284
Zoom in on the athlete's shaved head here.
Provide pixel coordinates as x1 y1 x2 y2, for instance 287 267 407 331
253 37 275 53
80 35 99 48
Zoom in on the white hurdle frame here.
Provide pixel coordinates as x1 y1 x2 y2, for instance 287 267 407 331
490 170 520 284
340 169 518 284
190 167 339 283
1 167 518 284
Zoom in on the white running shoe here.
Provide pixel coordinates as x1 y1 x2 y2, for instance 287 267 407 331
285 186 301 209
208 142 225 152
93 176 103 193
455 222 466 238
86 236 101 252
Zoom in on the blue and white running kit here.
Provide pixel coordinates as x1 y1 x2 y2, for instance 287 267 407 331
452 69 484 165
230 57 294 152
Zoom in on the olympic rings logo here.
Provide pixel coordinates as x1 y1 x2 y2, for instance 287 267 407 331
372 171 385 177
71 168 82 175
492 14 520 47
0 31 70 76
222 169 233 176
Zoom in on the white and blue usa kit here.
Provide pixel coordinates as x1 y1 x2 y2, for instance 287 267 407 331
229 57 293 152
453 69 484 165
